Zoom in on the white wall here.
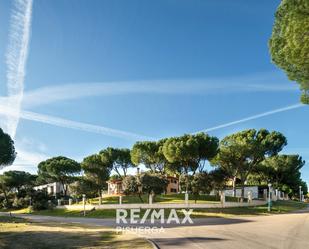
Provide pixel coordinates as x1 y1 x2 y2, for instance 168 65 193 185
224 186 259 199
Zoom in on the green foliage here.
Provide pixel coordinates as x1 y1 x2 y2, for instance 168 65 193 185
212 129 287 198
139 173 168 195
12 197 30 209
109 174 121 180
122 175 139 195
37 156 81 196
259 154 305 191
191 172 212 202
69 177 98 198
269 0 309 103
31 190 50 210
0 175 11 208
2 170 36 192
100 147 134 178
131 139 168 174
81 154 111 196
179 174 193 192
163 133 219 174
208 168 230 191
0 128 16 169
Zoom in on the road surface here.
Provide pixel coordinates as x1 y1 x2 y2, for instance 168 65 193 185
146 210 309 249
2 208 309 249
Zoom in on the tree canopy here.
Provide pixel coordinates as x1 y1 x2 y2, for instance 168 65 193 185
0 128 16 169
139 173 168 196
212 129 287 198
163 133 219 192
131 139 168 174
100 147 134 178
269 0 309 103
163 133 219 174
259 154 305 195
81 154 112 196
2 170 36 192
37 156 81 196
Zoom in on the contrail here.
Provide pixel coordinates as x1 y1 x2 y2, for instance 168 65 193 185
195 103 305 133
0 105 154 141
5 72 296 109
5 0 33 138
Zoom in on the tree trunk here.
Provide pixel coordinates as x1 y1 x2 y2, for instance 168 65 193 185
61 181 67 197
138 193 144 203
240 186 245 202
185 174 189 193
232 176 237 197
3 190 9 207
240 177 246 202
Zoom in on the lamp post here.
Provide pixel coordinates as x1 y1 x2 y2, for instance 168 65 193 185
302 191 304 202
299 186 302 202
82 194 86 217
268 183 272 212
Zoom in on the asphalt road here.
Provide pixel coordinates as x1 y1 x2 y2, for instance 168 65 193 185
2 208 309 249
146 208 309 249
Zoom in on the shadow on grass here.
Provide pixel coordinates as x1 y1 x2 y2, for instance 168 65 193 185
0 230 149 249
0 229 150 249
0 230 111 249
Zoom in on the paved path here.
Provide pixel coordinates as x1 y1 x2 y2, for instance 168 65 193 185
2 208 309 249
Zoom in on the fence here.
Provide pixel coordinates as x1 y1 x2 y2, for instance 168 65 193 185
56 198 267 210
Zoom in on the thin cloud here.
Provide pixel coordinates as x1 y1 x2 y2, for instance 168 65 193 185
0 148 48 174
0 105 154 141
0 72 296 109
5 0 33 138
195 103 305 133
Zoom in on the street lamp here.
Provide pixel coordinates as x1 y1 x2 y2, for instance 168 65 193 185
268 183 272 212
82 194 86 217
299 186 302 202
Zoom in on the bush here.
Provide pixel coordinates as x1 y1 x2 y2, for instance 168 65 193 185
12 197 29 209
31 190 50 211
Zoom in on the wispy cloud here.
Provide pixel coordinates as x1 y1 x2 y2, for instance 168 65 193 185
195 103 305 133
5 0 33 138
0 147 48 174
0 105 154 141
0 72 297 109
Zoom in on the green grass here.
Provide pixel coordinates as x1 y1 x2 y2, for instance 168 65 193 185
13 200 307 219
82 193 240 205
0 216 152 249
190 200 308 218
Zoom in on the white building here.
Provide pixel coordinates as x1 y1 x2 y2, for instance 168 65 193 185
34 182 68 196
211 186 260 199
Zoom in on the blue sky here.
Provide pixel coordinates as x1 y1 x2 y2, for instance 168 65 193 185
0 0 308 184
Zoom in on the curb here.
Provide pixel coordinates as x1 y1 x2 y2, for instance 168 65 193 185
147 238 160 249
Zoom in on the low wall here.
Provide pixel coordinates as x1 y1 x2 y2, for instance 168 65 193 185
56 200 267 210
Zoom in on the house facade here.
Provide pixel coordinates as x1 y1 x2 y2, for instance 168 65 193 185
107 176 180 195
107 179 124 195
34 182 68 196
166 176 179 193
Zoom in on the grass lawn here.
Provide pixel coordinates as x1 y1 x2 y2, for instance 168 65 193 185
82 193 239 205
190 200 308 218
12 200 307 219
0 216 152 249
